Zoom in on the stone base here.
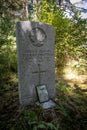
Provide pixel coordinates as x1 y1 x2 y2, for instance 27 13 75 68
36 100 56 109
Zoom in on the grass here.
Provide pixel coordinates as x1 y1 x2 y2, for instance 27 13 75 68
0 69 87 130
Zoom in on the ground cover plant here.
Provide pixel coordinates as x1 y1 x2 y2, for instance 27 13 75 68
0 0 87 130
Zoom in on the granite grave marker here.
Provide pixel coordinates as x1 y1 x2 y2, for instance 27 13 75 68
16 21 56 106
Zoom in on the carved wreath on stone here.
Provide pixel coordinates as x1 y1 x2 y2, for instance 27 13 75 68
29 27 47 47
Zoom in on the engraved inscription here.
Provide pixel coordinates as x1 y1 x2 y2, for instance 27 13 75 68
22 50 53 64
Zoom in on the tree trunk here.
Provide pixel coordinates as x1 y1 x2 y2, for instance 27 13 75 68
22 0 28 19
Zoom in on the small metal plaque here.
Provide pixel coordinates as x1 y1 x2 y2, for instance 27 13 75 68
36 85 49 103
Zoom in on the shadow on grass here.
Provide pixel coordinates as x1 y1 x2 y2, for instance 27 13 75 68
0 74 87 130
56 76 87 130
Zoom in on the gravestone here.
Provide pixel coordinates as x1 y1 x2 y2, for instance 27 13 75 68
16 21 56 106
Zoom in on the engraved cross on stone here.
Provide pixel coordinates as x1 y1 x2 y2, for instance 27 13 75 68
32 63 46 85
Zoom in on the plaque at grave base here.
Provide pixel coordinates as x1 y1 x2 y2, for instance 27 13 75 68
16 21 56 106
36 85 49 103
41 100 56 109
36 100 56 109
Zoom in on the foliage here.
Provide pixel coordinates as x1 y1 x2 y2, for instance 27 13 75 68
12 108 57 130
0 0 24 85
32 0 87 74
0 1 87 130
1 75 87 130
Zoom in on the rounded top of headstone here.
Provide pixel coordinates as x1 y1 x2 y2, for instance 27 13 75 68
29 27 47 47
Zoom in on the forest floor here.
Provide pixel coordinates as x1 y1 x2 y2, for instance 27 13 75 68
0 72 87 130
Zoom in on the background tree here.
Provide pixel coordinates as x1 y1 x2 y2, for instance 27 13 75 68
32 0 87 74
0 1 87 130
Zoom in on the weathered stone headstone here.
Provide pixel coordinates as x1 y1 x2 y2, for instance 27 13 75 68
16 21 56 106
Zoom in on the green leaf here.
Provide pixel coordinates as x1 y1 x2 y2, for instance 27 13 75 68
37 124 46 129
46 123 57 130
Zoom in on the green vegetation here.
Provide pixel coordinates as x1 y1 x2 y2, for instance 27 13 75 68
0 0 87 130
